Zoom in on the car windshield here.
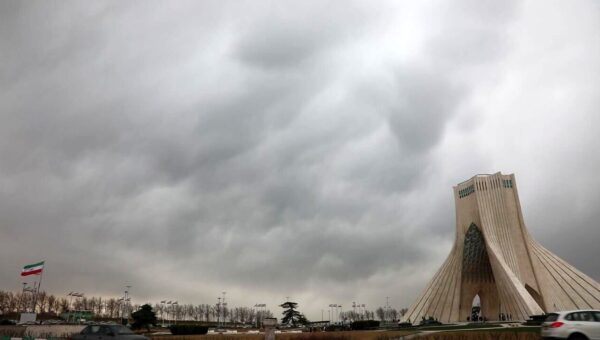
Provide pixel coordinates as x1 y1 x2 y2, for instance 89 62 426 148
545 313 559 322
113 326 134 334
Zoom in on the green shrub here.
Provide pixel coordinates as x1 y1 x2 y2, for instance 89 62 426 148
350 320 380 330
168 324 209 335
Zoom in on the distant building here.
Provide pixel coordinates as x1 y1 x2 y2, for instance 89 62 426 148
402 172 600 323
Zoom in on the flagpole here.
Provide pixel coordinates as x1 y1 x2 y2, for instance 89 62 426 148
33 262 44 314
20 283 24 313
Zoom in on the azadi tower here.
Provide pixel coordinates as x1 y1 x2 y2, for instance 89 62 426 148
402 172 600 323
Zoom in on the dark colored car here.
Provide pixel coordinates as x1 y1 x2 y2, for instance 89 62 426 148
73 325 148 340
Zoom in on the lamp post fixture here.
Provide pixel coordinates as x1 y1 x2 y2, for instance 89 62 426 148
122 285 132 323
385 297 391 322
216 297 221 327
253 304 258 328
21 283 27 313
67 292 84 323
221 292 227 327
166 301 172 325
24 286 37 313
160 301 166 327
172 301 178 325
328 304 338 324
67 292 74 312
254 303 266 328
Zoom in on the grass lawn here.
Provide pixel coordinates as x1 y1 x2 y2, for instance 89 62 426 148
418 329 542 340
150 326 541 340
151 330 417 340
416 323 505 331
483 327 540 333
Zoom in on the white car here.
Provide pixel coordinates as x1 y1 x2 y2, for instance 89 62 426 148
541 310 600 340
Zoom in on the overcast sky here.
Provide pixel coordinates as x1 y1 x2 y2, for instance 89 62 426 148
1 0 599 319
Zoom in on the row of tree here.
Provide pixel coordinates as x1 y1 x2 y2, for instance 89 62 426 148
0 290 405 324
374 307 408 322
335 307 407 323
0 290 273 324
0 290 139 318
152 304 273 324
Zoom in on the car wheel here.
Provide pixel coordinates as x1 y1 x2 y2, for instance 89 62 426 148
568 333 588 340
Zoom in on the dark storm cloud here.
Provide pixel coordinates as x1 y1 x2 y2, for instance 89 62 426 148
1 0 598 318
382 68 463 153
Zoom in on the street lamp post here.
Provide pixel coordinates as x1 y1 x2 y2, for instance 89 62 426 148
166 301 172 325
216 297 221 326
253 304 258 328
172 302 178 325
122 286 132 324
160 301 166 327
20 283 27 313
328 304 338 324
254 304 265 328
221 292 227 327
66 292 84 323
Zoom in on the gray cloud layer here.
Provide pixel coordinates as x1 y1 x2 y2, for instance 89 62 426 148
1 0 599 318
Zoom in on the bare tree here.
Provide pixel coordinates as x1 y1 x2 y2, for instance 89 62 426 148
58 298 69 314
390 308 398 321
106 298 117 318
47 295 56 314
376 307 385 321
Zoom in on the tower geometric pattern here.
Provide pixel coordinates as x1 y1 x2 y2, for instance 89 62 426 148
402 172 600 323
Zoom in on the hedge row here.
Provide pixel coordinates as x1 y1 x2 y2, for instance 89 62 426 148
168 325 209 335
350 320 380 330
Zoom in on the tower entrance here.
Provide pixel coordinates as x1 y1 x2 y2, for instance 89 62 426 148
471 294 481 321
459 223 499 321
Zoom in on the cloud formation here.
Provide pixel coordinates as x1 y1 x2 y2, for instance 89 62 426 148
1 0 599 318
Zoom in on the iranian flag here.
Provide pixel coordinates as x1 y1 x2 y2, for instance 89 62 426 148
21 261 44 276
